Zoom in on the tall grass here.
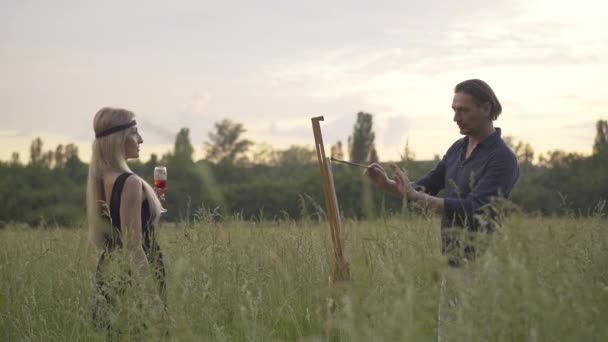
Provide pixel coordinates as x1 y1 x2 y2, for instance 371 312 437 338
1 213 606 341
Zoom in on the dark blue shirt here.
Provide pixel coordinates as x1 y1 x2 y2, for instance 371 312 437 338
414 128 519 262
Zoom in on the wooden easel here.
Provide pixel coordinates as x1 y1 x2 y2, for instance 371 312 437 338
311 116 350 281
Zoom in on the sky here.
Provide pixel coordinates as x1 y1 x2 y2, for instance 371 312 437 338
1 0 607 163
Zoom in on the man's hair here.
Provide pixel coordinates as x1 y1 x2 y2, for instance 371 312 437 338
455 79 502 120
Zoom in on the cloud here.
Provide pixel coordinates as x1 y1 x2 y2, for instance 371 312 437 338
139 121 178 142
380 115 410 146
561 120 599 131
264 0 607 113
268 20 605 97
1 0 605 161
179 91 211 114
0 130 26 138
255 114 356 148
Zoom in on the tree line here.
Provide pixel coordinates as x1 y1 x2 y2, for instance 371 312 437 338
1 115 606 227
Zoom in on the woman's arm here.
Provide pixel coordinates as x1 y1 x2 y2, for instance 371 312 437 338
120 176 153 282
121 175 167 327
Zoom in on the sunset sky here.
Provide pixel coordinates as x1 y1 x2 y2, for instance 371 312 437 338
1 0 606 163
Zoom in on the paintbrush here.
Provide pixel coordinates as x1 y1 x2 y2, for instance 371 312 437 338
329 157 369 168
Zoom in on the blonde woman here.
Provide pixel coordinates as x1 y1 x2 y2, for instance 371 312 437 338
87 107 167 335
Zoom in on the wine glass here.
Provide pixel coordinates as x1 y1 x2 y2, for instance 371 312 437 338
154 166 168 213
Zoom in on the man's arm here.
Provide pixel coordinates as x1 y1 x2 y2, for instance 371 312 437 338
414 140 464 195
409 151 519 217
413 158 447 195
367 155 447 198
441 152 518 221
366 162 451 213
408 190 445 211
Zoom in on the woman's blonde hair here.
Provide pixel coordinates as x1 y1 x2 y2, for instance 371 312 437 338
86 107 163 248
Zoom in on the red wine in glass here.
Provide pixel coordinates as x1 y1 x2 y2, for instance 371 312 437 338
154 179 166 189
154 166 168 211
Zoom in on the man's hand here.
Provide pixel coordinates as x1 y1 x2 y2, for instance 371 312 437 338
367 163 415 199
366 163 392 189
390 164 415 200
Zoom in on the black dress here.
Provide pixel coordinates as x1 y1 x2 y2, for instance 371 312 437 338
92 173 166 333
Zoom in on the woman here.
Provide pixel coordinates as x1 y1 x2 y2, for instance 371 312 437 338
86 107 167 336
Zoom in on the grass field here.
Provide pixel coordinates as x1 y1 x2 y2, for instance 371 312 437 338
1 214 607 341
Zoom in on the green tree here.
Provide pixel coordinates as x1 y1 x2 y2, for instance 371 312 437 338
54 145 65 168
251 143 278 166
537 150 580 169
369 148 378 164
174 128 194 163
504 136 534 172
42 151 54 168
330 140 344 160
401 138 415 161
64 144 79 164
11 152 20 166
30 138 43 165
348 112 378 164
146 153 159 168
593 119 608 155
65 144 78 158
278 145 316 167
204 119 253 164
521 143 534 172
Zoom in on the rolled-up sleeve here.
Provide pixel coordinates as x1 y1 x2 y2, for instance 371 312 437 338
444 152 519 221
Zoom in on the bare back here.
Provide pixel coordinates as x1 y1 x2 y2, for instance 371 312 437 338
102 171 145 207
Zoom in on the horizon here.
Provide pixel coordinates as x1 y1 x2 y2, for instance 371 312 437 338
1 119 601 166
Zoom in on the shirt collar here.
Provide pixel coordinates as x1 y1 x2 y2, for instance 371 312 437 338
479 127 501 148
464 127 502 149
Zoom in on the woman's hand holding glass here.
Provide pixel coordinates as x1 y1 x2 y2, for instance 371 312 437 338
153 166 168 212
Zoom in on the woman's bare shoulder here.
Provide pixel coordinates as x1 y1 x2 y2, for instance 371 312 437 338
102 171 122 187
122 175 144 202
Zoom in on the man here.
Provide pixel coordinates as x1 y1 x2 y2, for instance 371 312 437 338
366 79 519 339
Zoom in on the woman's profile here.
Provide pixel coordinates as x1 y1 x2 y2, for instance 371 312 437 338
86 107 167 336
